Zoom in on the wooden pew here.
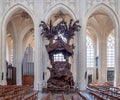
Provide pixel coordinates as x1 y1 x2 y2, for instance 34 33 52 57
4 91 24 100
88 82 120 100
24 91 38 100
89 91 104 100
0 85 33 100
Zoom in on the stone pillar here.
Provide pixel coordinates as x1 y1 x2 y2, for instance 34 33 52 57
34 23 43 91
98 36 107 82
114 26 120 86
93 42 97 82
75 0 87 90
0 1 6 85
34 1 44 99
1 26 7 85
42 39 47 86
0 20 2 85
14 39 22 85
76 24 87 90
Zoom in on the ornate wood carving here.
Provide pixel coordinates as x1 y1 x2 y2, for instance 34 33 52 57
40 19 81 44
40 19 81 92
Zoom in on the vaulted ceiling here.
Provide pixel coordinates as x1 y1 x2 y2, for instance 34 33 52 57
6 9 34 52
87 10 114 43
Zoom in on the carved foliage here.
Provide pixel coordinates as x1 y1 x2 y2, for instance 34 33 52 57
40 20 80 91
39 19 81 43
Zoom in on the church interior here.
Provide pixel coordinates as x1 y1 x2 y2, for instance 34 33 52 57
0 0 120 100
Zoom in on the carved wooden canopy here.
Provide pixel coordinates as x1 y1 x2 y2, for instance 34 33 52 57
40 19 81 92
39 19 81 44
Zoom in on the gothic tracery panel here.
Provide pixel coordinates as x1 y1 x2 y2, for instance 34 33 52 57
44 0 76 13
87 0 117 11
4 0 34 10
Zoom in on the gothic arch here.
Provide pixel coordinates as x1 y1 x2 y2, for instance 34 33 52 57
2 3 35 29
1 3 36 57
1 3 36 85
85 3 119 30
1 3 36 63
43 3 77 22
85 3 119 84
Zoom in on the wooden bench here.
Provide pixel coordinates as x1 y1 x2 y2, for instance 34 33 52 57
24 91 38 100
4 91 24 100
0 85 34 100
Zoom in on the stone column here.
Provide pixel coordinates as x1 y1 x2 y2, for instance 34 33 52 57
14 39 22 85
34 23 43 91
34 1 44 99
93 42 97 82
114 25 120 86
77 24 87 90
75 0 87 90
42 38 48 87
98 36 107 82
0 1 6 85
1 25 7 85
0 19 2 85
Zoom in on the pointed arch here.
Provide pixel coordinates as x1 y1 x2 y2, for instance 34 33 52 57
85 3 119 28
43 3 77 22
0 3 36 85
1 3 35 30
1 3 35 63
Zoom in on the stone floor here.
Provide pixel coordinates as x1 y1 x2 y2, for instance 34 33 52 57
80 91 94 100
38 91 94 100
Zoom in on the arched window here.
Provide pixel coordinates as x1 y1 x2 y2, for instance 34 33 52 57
86 36 94 67
107 34 115 67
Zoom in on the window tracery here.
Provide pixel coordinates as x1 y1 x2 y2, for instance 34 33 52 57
86 36 94 67
107 34 115 67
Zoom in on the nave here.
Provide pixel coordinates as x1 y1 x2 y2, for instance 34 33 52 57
41 82 120 100
1 82 120 99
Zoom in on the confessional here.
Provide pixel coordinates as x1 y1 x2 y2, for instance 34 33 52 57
6 64 16 85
